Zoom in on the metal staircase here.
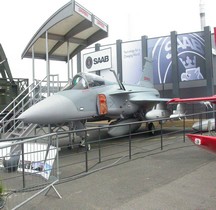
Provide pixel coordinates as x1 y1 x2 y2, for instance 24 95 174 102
0 75 68 139
6 122 37 139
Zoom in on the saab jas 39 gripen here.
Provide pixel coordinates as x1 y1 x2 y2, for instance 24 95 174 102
18 58 171 137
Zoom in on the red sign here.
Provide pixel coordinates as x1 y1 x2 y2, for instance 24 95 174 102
75 3 92 21
144 76 150 81
94 17 108 32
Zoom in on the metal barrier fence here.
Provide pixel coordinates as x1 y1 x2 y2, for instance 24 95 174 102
55 116 191 182
0 133 60 209
55 110 216 181
0 110 215 209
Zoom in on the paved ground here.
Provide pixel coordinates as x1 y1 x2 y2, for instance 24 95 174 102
3 129 216 210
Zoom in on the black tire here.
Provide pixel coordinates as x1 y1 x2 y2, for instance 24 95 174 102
148 122 155 135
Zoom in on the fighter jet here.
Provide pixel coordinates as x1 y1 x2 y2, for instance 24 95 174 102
18 58 170 137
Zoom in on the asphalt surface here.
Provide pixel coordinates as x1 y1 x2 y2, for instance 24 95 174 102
3 129 216 210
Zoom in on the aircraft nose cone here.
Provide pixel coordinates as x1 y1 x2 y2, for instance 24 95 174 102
18 94 77 124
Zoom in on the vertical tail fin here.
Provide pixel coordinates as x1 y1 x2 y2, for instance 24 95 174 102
137 57 154 88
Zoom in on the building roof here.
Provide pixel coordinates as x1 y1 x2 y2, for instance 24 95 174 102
0 44 13 82
21 1 108 61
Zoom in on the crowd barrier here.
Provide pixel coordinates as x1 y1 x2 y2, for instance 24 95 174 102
0 110 214 209
0 133 60 209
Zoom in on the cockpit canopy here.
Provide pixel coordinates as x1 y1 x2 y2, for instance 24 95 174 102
63 72 116 90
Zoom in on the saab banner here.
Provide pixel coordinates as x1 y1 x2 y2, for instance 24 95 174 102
83 48 112 72
148 32 205 84
214 27 216 45
122 40 142 84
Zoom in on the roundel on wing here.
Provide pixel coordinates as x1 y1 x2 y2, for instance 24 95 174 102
86 56 93 69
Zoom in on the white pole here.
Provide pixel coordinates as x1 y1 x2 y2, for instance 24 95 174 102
199 0 206 31
46 31 50 97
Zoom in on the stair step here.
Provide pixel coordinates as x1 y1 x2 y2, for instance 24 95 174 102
10 132 20 137
16 127 24 131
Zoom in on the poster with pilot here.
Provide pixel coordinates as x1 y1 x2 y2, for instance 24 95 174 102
0 142 12 168
148 32 205 84
17 143 57 180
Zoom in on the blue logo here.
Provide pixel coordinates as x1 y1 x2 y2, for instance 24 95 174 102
85 56 93 69
148 32 205 84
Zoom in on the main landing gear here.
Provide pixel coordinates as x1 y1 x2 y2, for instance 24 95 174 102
67 138 91 151
68 121 91 151
79 139 91 151
148 122 155 135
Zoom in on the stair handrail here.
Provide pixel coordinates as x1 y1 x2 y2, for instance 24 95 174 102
0 73 66 122
0 76 45 115
0 76 47 123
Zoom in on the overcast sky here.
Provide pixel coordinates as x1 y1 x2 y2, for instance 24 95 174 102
0 0 215 82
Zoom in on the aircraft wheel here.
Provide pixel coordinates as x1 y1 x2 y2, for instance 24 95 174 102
148 123 155 135
79 140 85 147
67 144 73 150
78 141 91 151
